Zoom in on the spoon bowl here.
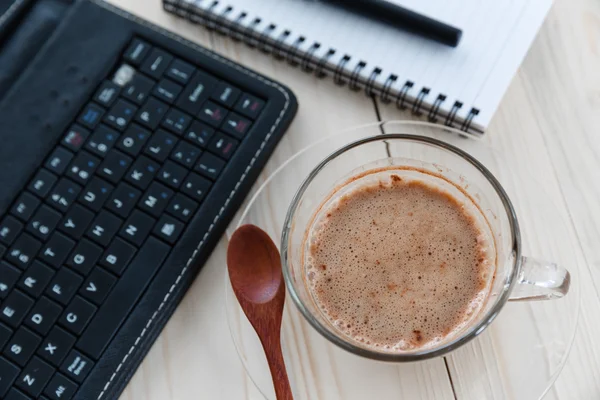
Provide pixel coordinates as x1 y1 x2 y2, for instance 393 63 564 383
228 224 283 305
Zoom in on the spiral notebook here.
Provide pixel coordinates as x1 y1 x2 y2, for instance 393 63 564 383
162 0 553 135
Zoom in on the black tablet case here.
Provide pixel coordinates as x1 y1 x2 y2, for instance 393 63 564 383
0 1 297 398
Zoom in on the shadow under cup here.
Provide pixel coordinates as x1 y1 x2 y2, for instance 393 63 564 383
281 134 570 362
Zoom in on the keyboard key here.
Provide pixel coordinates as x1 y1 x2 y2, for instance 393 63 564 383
60 350 93 383
195 152 225 181
117 124 151 156
113 63 136 87
0 356 20 398
77 238 169 359
27 206 61 241
139 182 173 217
79 177 113 212
79 268 116 305
16 356 54 397
198 101 227 127
144 129 177 162
47 179 81 213
66 239 102 276
208 132 239 160
171 141 201 168
0 325 11 348
167 194 198 223
0 291 33 328
44 373 78 400
235 93 265 119
140 48 173 79
184 120 215 148
45 269 82 306
153 78 182 104
17 262 54 298
106 183 141 218
176 71 217 115
39 233 74 269
122 73 155 105
86 211 122 247
7 234 41 270
59 205 94 240
37 327 75 367
0 245 5 259
93 80 121 108
61 125 90 152
221 112 251 139
135 97 168 130
0 262 20 299
161 108 191 135
165 58 195 85
97 150 132 184
181 172 212 202
59 297 96 335
211 81 241 107
0 216 23 246
153 215 184 244
5 389 29 400
45 147 74 175
100 238 136 275
3 327 40 367
11 193 40 222
24 297 62 336
85 125 120 157
103 99 137 132
157 161 187 189
120 210 156 247
28 170 57 199
66 152 100 185
77 103 104 130
123 39 152 66
126 156 159 190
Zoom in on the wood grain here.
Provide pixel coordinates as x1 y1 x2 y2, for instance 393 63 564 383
106 0 600 398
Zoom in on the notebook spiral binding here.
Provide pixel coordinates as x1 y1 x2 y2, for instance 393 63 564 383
164 0 481 134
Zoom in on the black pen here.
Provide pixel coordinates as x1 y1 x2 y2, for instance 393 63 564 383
321 0 462 47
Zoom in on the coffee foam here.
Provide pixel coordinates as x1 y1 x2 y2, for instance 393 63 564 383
304 172 494 352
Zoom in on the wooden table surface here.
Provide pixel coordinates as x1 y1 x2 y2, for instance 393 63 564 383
105 0 600 398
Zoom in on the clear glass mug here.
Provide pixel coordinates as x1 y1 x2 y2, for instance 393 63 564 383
281 134 571 362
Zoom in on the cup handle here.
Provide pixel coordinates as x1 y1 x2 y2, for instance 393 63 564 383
508 256 571 301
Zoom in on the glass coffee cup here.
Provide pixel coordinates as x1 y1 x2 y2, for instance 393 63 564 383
281 134 571 362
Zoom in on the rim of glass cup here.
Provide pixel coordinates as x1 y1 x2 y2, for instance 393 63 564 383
280 132 522 362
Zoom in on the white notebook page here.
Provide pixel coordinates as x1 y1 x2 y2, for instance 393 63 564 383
192 0 552 130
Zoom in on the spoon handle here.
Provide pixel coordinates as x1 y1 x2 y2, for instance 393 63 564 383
261 337 293 400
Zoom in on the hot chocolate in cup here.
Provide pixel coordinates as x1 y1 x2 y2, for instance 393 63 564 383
303 166 495 353
282 134 570 361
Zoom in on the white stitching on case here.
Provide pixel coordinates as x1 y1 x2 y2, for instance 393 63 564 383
90 1 290 398
0 0 25 30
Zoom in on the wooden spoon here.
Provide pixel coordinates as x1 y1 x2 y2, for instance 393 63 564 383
227 224 293 400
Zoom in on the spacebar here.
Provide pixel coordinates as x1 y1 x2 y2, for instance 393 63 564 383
76 237 170 359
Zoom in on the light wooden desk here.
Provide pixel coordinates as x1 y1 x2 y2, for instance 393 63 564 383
105 0 600 398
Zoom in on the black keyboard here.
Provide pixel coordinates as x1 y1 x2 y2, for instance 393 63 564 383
0 15 296 398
